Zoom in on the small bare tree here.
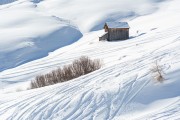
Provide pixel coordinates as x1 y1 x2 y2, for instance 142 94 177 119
150 61 165 82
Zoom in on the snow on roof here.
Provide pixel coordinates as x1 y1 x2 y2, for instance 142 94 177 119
105 22 130 29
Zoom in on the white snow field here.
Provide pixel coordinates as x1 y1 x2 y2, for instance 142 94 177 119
0 0 180 120
0 0 82 71
0 0 165 71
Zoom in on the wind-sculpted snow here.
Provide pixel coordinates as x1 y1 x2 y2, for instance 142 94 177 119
0 26 180 119
0 24 82 71
37 0 166 32
0 0 180 119
0 2 82 71
0 0 166 71
0 0 17 5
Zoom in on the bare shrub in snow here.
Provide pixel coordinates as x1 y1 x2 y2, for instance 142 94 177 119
30 56 102 89
150 61 165 82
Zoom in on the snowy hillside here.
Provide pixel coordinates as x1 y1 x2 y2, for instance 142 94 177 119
0 0 180 119
0 0 82 71
0 0 164 71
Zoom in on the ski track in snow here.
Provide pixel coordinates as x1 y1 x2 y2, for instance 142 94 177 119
0 25 180 119
0 0 180 119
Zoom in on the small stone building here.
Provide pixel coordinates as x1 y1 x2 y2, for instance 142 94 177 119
99 22 130 41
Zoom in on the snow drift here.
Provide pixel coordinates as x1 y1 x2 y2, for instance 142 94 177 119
0 1 82 71
0 0 166 71
0 0 180 119
37 0 165 32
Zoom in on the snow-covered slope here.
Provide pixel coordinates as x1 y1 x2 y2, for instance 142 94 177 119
0 0 16 5
36 0 165 32
0 0 164 71
0 0 180 119
0 0 82 71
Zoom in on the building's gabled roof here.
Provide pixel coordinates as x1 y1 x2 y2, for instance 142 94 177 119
105 22 130 29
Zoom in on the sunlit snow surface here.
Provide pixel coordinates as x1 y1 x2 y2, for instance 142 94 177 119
0 0 82 71
0 0 180 120
0 0 164 71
